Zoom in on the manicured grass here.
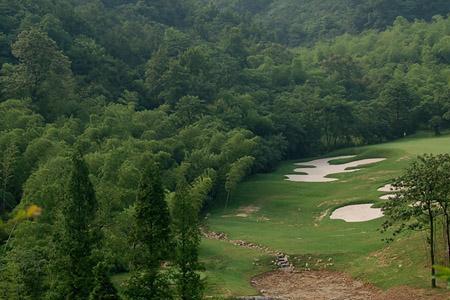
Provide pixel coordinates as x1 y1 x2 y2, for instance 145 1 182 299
203 132 450 296
111 239 272 297
199 239 272 297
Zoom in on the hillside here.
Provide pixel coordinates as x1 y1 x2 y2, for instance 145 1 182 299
0 1 450 299
211 0 450 45
202 133 450 297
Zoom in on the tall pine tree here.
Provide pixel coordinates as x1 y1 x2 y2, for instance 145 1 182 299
172 178 205 300
89 262 120 300
125 162 173 300
51 151 99 299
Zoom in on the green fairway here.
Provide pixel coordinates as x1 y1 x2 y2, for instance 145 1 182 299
199 239 272 297
202 133 450 296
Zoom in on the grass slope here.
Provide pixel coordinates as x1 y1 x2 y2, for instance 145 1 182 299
203 132 450 296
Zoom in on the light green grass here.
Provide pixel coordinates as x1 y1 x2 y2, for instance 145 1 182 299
111 239 271 298
203 132 450 296
199 239 272 297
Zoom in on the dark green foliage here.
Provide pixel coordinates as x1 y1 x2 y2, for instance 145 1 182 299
124 162 173 300
0 0 449 297
133 162 171 268
89 262 120 300
224 0 450 46
53 151 99 299
1 28 75 119
172 180 204 300
382 154 450 288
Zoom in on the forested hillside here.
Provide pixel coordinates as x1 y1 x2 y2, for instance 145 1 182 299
213 0 450 45
0 0 449 298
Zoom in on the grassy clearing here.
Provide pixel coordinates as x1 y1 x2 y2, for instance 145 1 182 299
203 132 450 296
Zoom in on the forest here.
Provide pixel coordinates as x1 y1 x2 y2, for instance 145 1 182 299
0 0 450 299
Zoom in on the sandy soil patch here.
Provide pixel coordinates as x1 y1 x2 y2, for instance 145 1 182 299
285 156 386 182
330 204 383 222
251 270 449 300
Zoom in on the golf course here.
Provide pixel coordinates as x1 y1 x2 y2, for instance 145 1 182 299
200 132 450 298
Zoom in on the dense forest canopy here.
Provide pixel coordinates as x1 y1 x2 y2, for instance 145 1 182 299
0 0 449 298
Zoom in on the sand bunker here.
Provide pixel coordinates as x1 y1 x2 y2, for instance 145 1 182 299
378 184 403 200
377 184 400 193
379 194 396 200
330 204 383 222
285 156 386 182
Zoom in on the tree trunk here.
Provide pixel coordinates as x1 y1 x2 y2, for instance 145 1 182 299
444 209 450 265
225 191 230 209
428 207 437 288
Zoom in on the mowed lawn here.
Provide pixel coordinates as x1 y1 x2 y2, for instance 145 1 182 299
202 132 450 296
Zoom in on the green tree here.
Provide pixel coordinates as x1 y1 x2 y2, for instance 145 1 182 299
171 171 212 300
382 154 446 288
175 96 207 126
380 79 416 137
51 151 99 299
434 155 450 264
172 180 204 300
124 162 173 300
429 116 443 136
225 156 255 208
1 143 18 213
89 262 120 300
0 28 75 119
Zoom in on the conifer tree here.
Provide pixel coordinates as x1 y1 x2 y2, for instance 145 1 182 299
52 151 99 299
89 262 120 300
124 162 172 300
172 178 204 300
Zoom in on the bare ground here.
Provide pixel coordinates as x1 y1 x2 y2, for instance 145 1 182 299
251 270 450 300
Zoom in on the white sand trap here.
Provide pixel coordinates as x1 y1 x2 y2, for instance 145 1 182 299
378 183 403 200
377 184 401 193
330 204 384 222
380 194 397 200
285 156 386 182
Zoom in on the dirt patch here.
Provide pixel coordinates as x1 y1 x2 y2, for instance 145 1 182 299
251 270 449 300
221 206 261 218
252 270 380 300
238 205 261 214
314 209 330 226
236 213 248 217
234 206 261 217
373 286 449 300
